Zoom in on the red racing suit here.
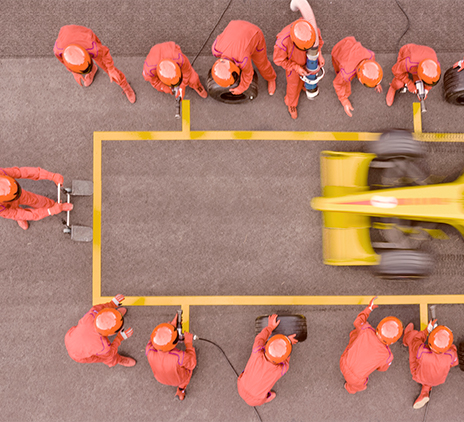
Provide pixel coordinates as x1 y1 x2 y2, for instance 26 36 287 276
145 336 197 389
331 37 376 108
273 19 324 107
237 326 290 406
390 44 440 91
212 20 276 95
0 167 56 222
340 307 393 394
143 42 202 95
54 25 129 88
65 300 126 367
403 327 458 387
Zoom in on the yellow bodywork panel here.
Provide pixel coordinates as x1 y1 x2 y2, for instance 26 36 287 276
317 151 379 265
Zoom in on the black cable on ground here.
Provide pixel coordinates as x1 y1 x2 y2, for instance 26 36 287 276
191 0 233 66
394 0 410 52
198 337 263 422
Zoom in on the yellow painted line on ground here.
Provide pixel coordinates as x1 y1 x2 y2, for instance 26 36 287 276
92 100 464 330
413 102 422 134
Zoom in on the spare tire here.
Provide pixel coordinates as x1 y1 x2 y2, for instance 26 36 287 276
458 341 464 371
375 250 433 279
443 66 464 105
207 69 259 104
255 314 307 343
367 130 424 159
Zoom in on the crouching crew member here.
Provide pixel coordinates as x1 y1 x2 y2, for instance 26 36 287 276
143 42 207 100
0 167 72 230
146 315 197 401
331 37 383 117
273 18 324 119
386 44 441 107
403 320 458 409
237 314 298 406
65 294 136 367
340 296 403 393
211 20 277 96
54 25 136 103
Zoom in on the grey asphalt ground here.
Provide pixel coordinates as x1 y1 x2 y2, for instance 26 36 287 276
1 1 464 422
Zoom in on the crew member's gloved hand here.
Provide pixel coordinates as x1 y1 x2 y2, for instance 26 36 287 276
427 319 438 333
318 54 325 68
119 327 133 340
453 60 464 72
108 68 120 83
268 314 280 331
184 332 194 344
343 101 354 117
48 202 73 215
52 173 64 186
230 86 245 95
417 89 430 101
288 334 298 345
73 73 84 86
368 296 378 311
112 294 125 306
375 85 383 93
174 87 184 99
407 81 417 93
171 314 179 327
291 63 309 77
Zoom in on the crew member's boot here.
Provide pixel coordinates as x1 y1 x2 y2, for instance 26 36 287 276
175 387 186 401
268 79 276 95
413 385 431 409
122 82 136 103
288 105 297 119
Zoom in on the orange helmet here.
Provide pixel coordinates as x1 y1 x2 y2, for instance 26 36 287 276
211 59 240 87
156 59 182 87
62 44 93 74
357 59 383 88
0 175 21 202
376 316 403 345
151 323 178 352
94 308 124 336
264 334 292 364
428 325 453 354
290 19 316 51
418 59 441 86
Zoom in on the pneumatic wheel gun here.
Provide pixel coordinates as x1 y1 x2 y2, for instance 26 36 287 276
415 80 427 113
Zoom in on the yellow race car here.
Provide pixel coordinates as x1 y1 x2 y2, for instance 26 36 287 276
311 130 464 278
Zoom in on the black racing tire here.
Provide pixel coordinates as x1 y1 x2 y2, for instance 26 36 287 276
255 314 307 343
374 250 433 279
207 69 259 104
458 341 464 371
443 66 464 105
367 130 424 159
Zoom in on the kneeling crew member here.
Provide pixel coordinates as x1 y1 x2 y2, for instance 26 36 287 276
146 315 197 401
237 314 298 406
0 167 72 230
143 42 207 100
340 296 403 393
211 20 277 96
65 294 136 367
54 25 136 103
331 37 383 117
403 320 458 409
386 44 441 106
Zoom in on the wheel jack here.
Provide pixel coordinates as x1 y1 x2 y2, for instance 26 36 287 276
58 180 93 242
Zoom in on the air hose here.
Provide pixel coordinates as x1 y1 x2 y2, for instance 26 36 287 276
198 337 263 422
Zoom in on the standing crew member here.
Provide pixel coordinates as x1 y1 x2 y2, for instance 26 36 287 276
0 167 72 230
403 320 458 409
386 44 441 106
331 37 383 117
237 314 298 406
54 25 136 103
274 18 324 119
211 20 277 96
146 315 197 401
65 294 136 367
143 41 207 100
340 297 403 394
